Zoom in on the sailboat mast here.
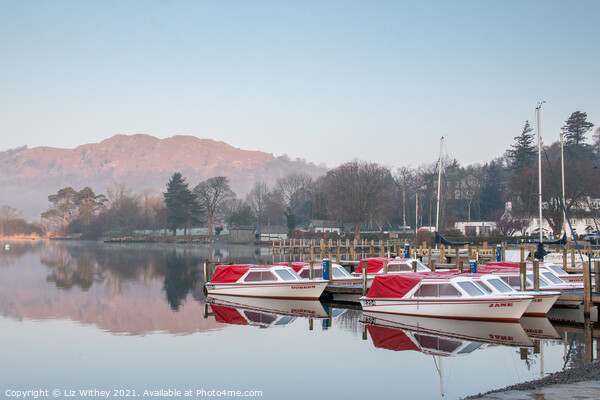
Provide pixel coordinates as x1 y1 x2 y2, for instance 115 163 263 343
560 132 566 236
536 102 545 244
436 137 444 232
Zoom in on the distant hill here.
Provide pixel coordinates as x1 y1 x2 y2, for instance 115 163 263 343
0 134 327 220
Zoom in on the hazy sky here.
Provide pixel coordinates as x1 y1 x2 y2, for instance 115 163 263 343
1 0 598 169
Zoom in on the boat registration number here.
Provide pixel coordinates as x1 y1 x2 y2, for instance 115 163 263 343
363 300 376 306
205 284 215 290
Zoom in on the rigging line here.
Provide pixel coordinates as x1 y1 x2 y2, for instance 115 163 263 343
542 148 588 269
564 145 600 234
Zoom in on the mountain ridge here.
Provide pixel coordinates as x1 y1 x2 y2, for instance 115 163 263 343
0 134 327 220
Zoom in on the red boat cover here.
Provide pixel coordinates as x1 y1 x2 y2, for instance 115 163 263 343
354 257 394 274
487 262 521 268
209 265 254 283
210 304 248 325
365 273 423 298
477 265 519 274
367 325 419 352
272 262 307 273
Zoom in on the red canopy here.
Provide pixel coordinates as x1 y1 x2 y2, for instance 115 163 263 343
365 273 423 298
354 257 394 274
210 304 248 325
209 265 253 283
367 325 419 352
487 262 521 268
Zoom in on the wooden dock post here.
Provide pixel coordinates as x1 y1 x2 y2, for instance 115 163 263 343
563 247 568 270
309 261 315 280
520 246 525 263
583 259 591 317
571 248 576 269
204 259 211 282
458 260 463 273
431 260 436 272
336 245 341 264
533 260 540 290
362 259 368 296
383 259 388 274
519 262 526 291
440 245 446 263
412 260 417 273
501 242 506 262
370 240 374 257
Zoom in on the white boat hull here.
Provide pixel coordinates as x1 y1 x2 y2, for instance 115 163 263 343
205 280 328 299
206 295 328 318
521 292 560 316
360 296 532 322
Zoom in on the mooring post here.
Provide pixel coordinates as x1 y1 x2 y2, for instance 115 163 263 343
520 246 525 263
204 259 211 282
571 248 576 270
563 247 568 270
383 259 388 275
458 260 463 273
440 245 446 263
412 260 417 273
309 260 315 280
583 259 591 317
520 261 527 291
533 260 539 290
362 259 368 296
431 259 436 271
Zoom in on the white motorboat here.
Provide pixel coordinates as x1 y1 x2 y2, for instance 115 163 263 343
205 264 328 299
360 273 533 322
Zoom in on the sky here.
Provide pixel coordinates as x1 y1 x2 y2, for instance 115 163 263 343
1 0 598 169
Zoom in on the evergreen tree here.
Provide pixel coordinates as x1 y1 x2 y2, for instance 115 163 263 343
507 121 536 172
163 172 201 235
562 111 594 147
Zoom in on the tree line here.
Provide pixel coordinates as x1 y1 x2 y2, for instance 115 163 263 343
2 111 598 240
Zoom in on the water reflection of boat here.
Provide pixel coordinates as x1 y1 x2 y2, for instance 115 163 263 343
362 312 534 348
210 303 298 328
206 294 328 325
365 323 487 357
519 317 560 340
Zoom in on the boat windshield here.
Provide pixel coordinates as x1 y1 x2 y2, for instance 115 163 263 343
541 271 565 285
332 266 352 278
546 265 567 275
526 274 549 287
457 281 486 297
486 278 515 293
275 268 301 281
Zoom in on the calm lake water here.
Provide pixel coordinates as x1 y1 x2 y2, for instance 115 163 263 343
0 240 596 400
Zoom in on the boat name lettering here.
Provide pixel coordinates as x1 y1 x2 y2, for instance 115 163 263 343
525 329 543 334
291 309 315 315
291 285 315 289
488 302 513 308
488 334 514 341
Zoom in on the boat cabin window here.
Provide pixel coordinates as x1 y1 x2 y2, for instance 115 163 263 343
500 275 522 288
458 342 484 354
300 268 324 279
526 274 549 287
541 271 564 285
546 265 567 275
414 283 461 297
387 263 412 272
457 281 485 297
275 269 298 281
332 266 351 278
485 278 514 293
244 271 278 282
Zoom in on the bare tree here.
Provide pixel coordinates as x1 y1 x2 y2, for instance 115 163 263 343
275 172 313 233
324 161 393 240
246 181 271 227
193 176 236 235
